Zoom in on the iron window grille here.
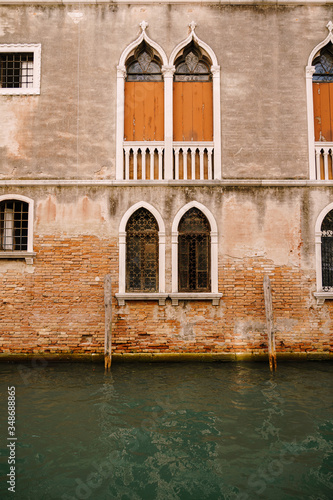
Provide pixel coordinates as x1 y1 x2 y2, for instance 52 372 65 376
321 210 333 291
0 200 29 251
0 52 34 88
126 208 159 292
178 207 211 292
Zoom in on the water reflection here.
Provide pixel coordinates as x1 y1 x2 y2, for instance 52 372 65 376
0 362 332 499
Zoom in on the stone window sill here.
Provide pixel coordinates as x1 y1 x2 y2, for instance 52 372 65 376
116 293 168 306
169 293 222 306
314 291 333 305
0 252 36 265
116 292 222 306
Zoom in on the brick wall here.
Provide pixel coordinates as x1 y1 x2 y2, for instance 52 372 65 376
1 238 332 355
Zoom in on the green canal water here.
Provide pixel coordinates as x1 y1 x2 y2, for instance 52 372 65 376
0 362 332 500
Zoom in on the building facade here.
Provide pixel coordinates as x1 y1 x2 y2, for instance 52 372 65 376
0 0 333 359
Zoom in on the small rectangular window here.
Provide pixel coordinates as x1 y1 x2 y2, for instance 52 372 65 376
0 45 41 95
0 53 34 89
0 200 29 251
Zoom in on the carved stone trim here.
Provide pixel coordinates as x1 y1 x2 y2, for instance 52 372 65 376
67 11 84 24
169 293 222 306
162 65 175 78
116 293 168 306
0 252 36 265
117 65 127 79
306 65 315 78
314 291 333 306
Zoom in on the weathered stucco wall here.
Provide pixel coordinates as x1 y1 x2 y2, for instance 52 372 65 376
0 185 332 355
0 3 332 179
0 2 332 357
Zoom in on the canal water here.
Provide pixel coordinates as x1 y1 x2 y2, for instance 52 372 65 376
0 362 332 500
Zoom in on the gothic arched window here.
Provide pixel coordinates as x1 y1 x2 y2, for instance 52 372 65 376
313 42 333 145
173 42 213 143
321 209 333 290
126 208 159 292
0 199 29 251
178 207 211 292
124 42 164 142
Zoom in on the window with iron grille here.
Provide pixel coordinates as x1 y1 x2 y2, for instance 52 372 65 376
178 207 211 292
0 45 41 95
126 208 159 292
0 53 34 89
0 200 29 251
321 209 333 290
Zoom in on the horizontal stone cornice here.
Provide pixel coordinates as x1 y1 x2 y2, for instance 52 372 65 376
0 0 330 6
1 179 333 187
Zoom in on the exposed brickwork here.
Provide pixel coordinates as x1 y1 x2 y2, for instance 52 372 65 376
1 238 332 355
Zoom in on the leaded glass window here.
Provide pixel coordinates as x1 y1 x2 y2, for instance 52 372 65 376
0 200 29 251
126 42 162 82
321 210 333 290
178 208 210 292
313 43 333 82
126 208 159 292
174 42 211 82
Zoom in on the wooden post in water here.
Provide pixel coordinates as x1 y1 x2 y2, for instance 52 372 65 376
104 274 112 371
263 275 277 372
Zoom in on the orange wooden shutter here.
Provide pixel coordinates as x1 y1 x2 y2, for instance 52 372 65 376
173 82 213 141
124 82 164 141
313 82 333 142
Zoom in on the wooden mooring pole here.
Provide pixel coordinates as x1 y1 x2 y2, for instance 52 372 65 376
263 275 277 372
104 274 112 371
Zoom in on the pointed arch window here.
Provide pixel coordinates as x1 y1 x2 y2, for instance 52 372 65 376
173 43 213 146
126 207 159 292
116 22 221 181
178 207 211 292
0 195 35 264
320 209 333 291
314 203 333 304
171 32 219 181
307 23 333 180
126 43 163 83
124 42 164 143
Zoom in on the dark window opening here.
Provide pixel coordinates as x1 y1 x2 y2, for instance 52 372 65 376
126 42 162 82
321 210 333 290
174 42 211 82
178 207 211 292
0 200 29 251
313 42 333 82
0 53 34 88
126 208 159 292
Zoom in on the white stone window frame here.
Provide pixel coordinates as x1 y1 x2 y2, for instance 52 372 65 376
0 44 41 95
306 22 333 180
116 23 168 181
314 202 333 305
116 22 221 181
169 22 221 180
116 201 167 305
0 194 35 264
170 201 222 305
